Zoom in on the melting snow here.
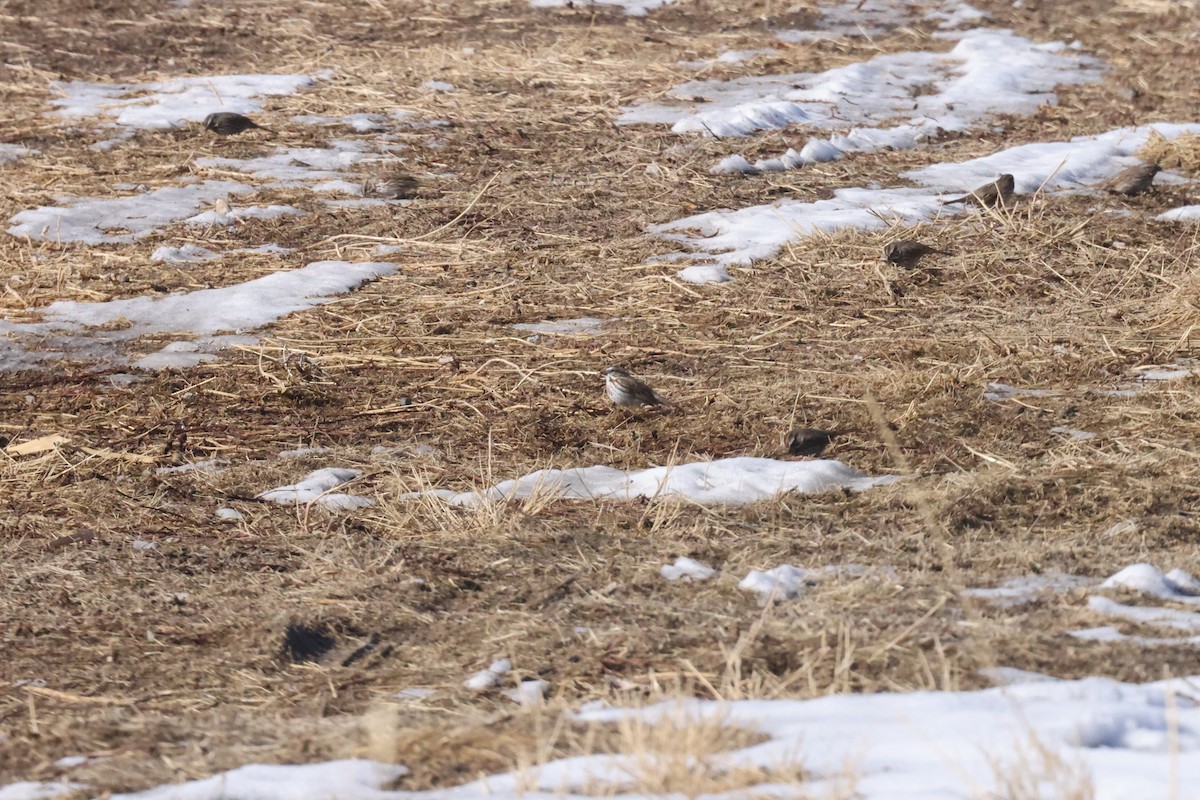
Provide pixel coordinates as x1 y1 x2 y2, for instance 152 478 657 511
651 124 1200 270
1157 205 1200 222
8 181 254 244
465 658 512 691
0 783 85 800
503 679 549 706
50 73 321 129
529 0 674 16
0 261 397 371
621 29 1101 173
291 113 391 132
151 244 220 264
963 572 1097 607
185 204 304 226
739 563 895 604
97 674 1200 799
512 317 607 335
258 468 373 510
660 556 716 582
1099 563 1200 603
404 457 896 507
195 141 375 190
1068 564 1200 646
0 144 36 164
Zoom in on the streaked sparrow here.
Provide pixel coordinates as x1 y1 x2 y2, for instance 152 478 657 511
940 174 1015 208
603 366 667 408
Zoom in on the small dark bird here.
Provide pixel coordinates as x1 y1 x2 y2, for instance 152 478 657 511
785 428 845 458
883 239 946 268
203 111 274 136
1096 163 1160 196
603 366 668 408
281 622 335 663
940 174 1015 208
362 172 421 200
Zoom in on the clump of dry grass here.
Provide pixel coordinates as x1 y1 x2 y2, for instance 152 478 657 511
984 730 1095 800
1137 130 1200 172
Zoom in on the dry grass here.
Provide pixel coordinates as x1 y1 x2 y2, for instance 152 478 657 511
2 0 1200 793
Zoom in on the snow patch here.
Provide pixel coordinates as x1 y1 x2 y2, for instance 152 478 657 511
0 261 397 371
465 658 512 692
258 468 373 510
108 761 405 800
151 244 220 264
660 556 716 582
650 124 1200 270
963 572 1097 607
0 144 37 164
403 457 896 507
195 141 374 190
50 73 319 129
530 0 674 16
9 181 254 244
620 29 1102 174
512 317 607 335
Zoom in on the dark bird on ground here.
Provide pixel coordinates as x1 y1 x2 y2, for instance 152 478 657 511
1096 163 1160 196
203 111 274 136
362 172 421 199
940 174 1015 208
603 366 668 408
785 428 845 458
883 239 947 268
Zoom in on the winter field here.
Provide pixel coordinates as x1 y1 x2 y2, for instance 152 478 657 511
3 0 1200 797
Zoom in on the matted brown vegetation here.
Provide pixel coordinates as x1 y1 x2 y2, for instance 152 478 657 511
2 0 1200 793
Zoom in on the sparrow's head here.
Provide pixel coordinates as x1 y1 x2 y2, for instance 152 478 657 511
1147 163 1162 176
202 113 217 130
602 366 626 378
882 242 898 263
997 174 1016 191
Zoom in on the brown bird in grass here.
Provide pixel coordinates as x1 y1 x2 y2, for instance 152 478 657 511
361 172 421 200
883 239 947 268
603 366 668 408
1096 163 1160 196
940 174 1015 208
203 112 274 136
784 428 845 458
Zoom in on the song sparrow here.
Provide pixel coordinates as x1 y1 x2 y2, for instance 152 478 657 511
603 366 667 408
203 112 274 136
784 428 844 457
883 239 946 268
1096 163 1160 196
362 172 421 199
940 174 1015 208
